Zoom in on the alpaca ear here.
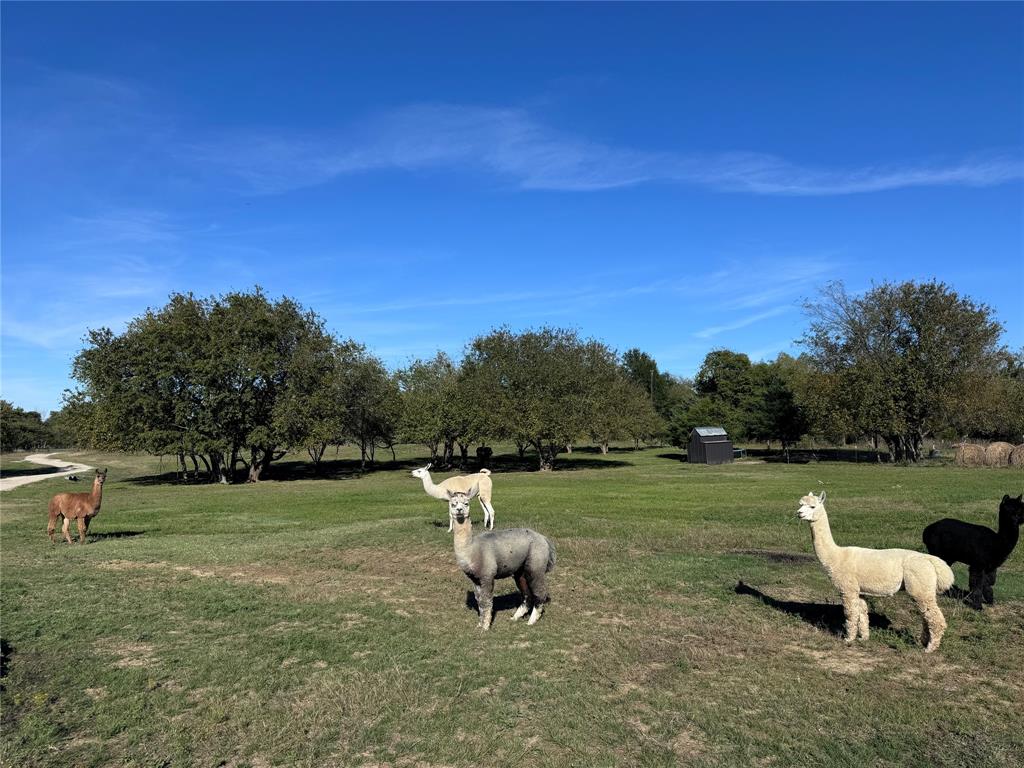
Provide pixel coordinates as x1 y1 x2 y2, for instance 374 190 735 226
467 483 480 499
1004 494 1010 501
819 491 827 504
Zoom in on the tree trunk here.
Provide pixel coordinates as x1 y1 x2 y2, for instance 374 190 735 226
248 448 263 482
308 441 326 470
535 441 557 471
600 442 609 454
516 440 527 459
458 442 469 469
566 443 573 454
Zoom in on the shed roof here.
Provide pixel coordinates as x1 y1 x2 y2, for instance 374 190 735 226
693 426 729 437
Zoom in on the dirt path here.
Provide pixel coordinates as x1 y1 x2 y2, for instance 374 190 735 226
0 453 94 492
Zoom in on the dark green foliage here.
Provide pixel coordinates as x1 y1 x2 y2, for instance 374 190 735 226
67 288 397 482
0 401 53 451
801 280 1007 461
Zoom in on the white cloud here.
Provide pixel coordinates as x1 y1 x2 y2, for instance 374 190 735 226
693 307 791 339
189 104 1024 196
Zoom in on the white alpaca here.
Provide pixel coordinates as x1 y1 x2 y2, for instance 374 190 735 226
411 464 496 530
797 491 955 653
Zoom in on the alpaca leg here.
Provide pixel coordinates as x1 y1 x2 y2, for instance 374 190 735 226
841 594 860 642
61 517 73 545
916 597 947 653
982 571 996 605
967 567 984 610
477 579 494 630
526 571 549 626
47 512 60 543
510 573 531 621
480 499 495 530
76 517 87 544
857 599 870 640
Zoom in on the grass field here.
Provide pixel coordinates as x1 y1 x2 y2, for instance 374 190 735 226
2 446 1022 768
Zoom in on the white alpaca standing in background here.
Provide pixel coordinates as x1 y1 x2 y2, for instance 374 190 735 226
411 464 497 530
797 491 954 652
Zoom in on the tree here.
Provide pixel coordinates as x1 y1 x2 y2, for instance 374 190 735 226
345 354 401 469
747 356 810 458
70 288 337 482
801 280 1005 462
399 353 454 465
274 338 362 471
0 401 53 451
465 327 619 470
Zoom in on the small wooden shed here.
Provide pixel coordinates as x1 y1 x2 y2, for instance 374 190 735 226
688 426 734 465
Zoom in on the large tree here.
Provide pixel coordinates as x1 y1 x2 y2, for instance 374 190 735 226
801 280 1005 461
70 289 338 482
465 327 619 470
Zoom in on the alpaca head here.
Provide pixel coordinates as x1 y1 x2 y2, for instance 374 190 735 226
411 464 432 480
95 469 108 486
797 491 826 521
1000 493 1024 526
447 484 479 525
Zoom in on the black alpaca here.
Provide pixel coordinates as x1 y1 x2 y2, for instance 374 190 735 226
922 494 1024 609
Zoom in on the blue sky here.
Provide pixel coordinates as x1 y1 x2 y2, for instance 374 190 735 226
2 2 1022 416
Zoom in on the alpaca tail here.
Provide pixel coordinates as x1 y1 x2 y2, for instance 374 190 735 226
478 468 492 476
544 537 557 572
928 555 955 593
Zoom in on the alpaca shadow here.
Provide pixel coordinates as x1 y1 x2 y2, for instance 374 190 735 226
465 590 524 615
88 530 145 541
735 580 893 636
0 638 12 691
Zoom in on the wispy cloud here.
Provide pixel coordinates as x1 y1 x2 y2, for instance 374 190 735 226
189 104 1024 196
693 307 790 339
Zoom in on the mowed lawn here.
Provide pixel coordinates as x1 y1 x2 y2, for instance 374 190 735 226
1 447 1022 768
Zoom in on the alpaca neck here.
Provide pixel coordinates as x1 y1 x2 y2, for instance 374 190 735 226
809 511 840 565
418 473 447 500
90 481 103 508
997 512 1020 554
452 518 476 565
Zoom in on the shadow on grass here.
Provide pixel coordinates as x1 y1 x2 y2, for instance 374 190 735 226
0 638 11 691
730 548 816 564
124 452 632 486
0 465 62 479
657 452 687 463
88 530 145 541
465 590 525 616
735 580 893 635
945 585 985 609
744 448 892 464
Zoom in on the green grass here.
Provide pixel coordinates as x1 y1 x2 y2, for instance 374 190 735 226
2 446 1022 767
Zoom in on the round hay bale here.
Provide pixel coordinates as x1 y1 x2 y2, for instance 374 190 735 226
955 443 985 467
1009 444 1024 469
985 441 1014 467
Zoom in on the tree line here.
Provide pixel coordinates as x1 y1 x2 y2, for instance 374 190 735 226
51 290 662 479
26 280 1024 477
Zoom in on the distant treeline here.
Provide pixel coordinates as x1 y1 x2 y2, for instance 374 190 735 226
15 280 1022 478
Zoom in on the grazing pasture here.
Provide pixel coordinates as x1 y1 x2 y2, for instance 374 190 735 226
1 447 1022 767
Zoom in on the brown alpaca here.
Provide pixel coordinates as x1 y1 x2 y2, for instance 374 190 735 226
47 469 107 544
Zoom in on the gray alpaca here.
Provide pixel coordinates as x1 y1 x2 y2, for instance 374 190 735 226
447 486 556 630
